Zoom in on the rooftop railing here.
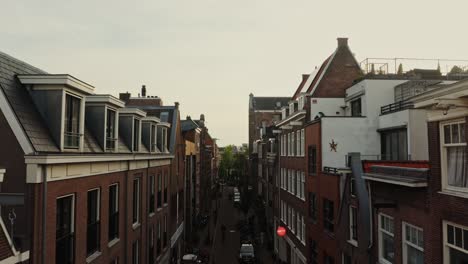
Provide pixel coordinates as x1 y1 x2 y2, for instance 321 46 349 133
380 101 414 115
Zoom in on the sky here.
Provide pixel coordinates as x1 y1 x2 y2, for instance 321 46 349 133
1 0 467 146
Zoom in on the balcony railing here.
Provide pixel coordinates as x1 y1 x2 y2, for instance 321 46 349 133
381 101 414 115
323 167 340 175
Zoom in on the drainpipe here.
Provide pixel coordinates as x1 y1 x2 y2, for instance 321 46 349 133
41 165 47 264
124 165 129 263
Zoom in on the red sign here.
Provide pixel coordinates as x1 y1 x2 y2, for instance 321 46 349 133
277 226 286 237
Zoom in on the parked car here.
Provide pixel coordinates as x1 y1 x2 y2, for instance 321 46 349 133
182 254 202 264
239 243 255 263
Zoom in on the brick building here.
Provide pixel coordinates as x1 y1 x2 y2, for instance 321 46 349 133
0 51 183 264
274 37 362 264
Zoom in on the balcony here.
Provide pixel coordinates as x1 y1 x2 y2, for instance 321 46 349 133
362 160 429 187
380 101 414 115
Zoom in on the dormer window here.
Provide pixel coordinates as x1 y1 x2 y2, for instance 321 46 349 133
289 102 295 115
298 96 305 110
64 94 81 149
141 116 160 153
157 123 170 153
133 119 141 152
118 108 146 153
106 109 116 150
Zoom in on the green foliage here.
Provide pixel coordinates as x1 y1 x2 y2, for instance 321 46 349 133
450 65 464 74
397 63 403 74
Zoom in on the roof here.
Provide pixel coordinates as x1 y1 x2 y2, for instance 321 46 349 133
295 39 362 99
181 119 199 132
0 51 61 152
249 96 290 111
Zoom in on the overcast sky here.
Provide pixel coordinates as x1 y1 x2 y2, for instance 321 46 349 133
1 0 467 146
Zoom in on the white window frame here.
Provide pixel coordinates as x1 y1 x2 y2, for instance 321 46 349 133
296 212 301 239
301 215 305 243
301 172 305 200
378 213 395 264
402 222 424 264
349 206 358 246
296 131 300 157
301 129 305 156
56 193 76 232
443 221 468 264
133 178 141 226
440 119 467 193
291 208 296 233
288 133 291 156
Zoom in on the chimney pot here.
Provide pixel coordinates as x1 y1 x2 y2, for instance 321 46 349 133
142 85 146 97
302 74 309 82
337 37 348 48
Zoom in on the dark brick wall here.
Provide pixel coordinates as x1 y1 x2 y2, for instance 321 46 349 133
39 165 171 264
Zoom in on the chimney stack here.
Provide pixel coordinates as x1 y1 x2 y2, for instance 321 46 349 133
200 114 205 122
175 102 179 109
119 92 131 102
302 74 309 82
337 37 348 48
141 85 146 97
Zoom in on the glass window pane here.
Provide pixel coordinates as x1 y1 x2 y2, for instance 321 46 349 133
445 125 451 144
407 246 424 264
448 225 455 245
382 233 394 262
452 124 460 143
456 227 463 248
461 123 466 143
446 146 468 188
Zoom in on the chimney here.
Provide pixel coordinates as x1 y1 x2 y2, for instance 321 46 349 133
119 92 131 102
175 102 179 109
200 114 205 122
302 74 309 82
141 85 146 97
337 37 348 48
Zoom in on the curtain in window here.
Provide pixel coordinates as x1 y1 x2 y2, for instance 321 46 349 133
447 146 468 187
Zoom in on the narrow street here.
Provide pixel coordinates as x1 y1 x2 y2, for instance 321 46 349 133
211 186 241 264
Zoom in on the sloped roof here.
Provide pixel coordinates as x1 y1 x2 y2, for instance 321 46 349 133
251 97 290 111
181 119 199 132
0 51 60 152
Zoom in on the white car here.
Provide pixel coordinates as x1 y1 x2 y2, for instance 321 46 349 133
239 244 255 263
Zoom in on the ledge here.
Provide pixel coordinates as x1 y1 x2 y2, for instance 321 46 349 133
107 238 120 248
86 251 101 263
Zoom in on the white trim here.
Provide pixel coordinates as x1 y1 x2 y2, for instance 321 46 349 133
378 213 394 264
402 222 424 264
118 108 147 117
308 50 337 96
362 175 427 187
85 95 125 108
277 111 306 127
0 88 35 154
25 154 173 165
17 74 94 95
0 251 30 264
142 116 161 123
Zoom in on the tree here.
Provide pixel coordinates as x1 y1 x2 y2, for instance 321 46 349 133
450 65 464 75
397 63 403 75
219 145 234 179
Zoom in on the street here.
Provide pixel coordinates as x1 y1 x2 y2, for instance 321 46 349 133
211 186 241 264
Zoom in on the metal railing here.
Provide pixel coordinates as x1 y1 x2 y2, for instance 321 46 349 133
381 101 414 115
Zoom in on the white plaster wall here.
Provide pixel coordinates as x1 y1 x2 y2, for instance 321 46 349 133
309 98 345 120
408 109 429 160
378 110 409 129
321 117 380 169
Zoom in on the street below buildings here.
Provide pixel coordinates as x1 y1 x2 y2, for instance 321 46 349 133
211 186 241 264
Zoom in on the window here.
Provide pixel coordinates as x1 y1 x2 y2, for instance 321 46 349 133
301 215 305 242
349 206 358 244
288 133 291 156
296 213 301 239
133 119 140 152
310 239 318 264
351 98 361 116
106 109 116 151
150 124 157 152
324 253 335 264
149 175 155 214
133 178 141 225
403 222 424 264
294 170 298 195
323 199 334 233
157 173 162 208
381 128 408 160
132 240 139 264
379 214 395 264
56 195 75 264
292 208 296 233
149 226 155 263
288 206 291 227
309 192 317 222
296 131 300 156
108 184 119 242
441 121 467 190
301 129 305 156
156 221 161 256
64 94 81 148
300 172 305 199
163 215 167 247
308 146 317 175
444 222 468 263
164 172 168 204
87 189 100 256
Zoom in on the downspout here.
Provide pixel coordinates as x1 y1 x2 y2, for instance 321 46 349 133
41 165 47 264
124 166 129 263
